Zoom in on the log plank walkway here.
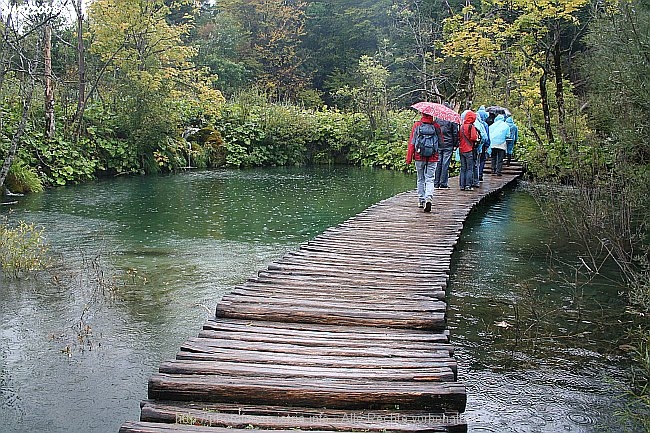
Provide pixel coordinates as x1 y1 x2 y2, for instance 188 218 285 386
120 163 524 433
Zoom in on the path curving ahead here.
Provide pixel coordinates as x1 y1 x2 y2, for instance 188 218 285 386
119 162 524 433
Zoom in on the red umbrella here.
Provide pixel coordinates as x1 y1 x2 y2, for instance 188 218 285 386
411 102 461 124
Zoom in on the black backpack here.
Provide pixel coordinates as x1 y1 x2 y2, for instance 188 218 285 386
414 123 439 158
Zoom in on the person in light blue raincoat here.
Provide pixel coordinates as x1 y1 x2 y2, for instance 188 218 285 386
505 116 518 166
488 114 510 176
476 107 491 181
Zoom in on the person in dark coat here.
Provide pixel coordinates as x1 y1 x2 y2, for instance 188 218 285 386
434 118 459 189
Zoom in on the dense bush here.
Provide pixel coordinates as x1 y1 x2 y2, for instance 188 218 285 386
212 94 417 171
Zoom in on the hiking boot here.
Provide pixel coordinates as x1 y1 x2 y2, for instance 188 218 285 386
418 200 424 208
424 200 432 213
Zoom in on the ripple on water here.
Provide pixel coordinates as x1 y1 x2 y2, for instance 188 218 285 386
567 411 596 426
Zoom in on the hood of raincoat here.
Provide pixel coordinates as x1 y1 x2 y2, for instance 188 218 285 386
477 107 489 121
421 113 434 123
463 111 477 124
505 116 515 126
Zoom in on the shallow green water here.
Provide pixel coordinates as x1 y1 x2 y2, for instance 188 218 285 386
0 167 635 432
449 188 634 432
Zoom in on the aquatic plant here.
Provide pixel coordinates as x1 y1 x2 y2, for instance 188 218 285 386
0 216 49 278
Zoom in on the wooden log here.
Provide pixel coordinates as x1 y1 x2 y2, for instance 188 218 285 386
215 301 446 330
257 269 449 285
158 360 455 382
122 421 388 433
295 246 455 263
247 275 448 297
284 249 454 266
305 238 460 251
120 421 218 433
219 293 448 313
139 401 467 432
268 262 449 279
174 350 458 376
231 285 447 303
148 373 467 412
196 329 454 353
179 337 453 359
268 259 451 274
201 319 450 343
271 257 451 273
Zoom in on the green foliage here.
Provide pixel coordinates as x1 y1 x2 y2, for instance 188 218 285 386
21 132 99 186
6 161 44 193
618 329 650 431
0 217 49 278
518 134 614 181
347 109 414 172
582 0 649 166
87 0 224 174
213 95 415 170
218 0 309 99
302 0 392 102
333 55 390 134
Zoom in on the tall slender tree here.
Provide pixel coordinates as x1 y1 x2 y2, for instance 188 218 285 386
43 0 55 139
0 5 41 192
71 0 86 134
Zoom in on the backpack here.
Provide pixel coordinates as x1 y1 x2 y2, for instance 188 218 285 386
473 127 482 150
414 123 439 158
461 124 481 150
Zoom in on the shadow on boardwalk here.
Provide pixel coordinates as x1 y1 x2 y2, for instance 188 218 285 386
119 163 524 433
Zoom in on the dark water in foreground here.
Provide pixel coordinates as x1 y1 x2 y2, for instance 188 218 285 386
0 166 635 432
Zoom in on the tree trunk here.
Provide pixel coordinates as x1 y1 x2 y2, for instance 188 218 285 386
464 59 475 111
44 21 55 138
0 12 12 92
553 21 568 144
72 0 86 136
539 72 554 143
0 78 35 192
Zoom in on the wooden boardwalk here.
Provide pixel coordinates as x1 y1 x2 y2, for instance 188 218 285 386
119 163 524 433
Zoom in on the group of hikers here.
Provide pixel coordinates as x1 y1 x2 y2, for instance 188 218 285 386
406 104 519 212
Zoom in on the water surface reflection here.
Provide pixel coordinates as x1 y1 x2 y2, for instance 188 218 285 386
449 188 632 432
0 170 634 432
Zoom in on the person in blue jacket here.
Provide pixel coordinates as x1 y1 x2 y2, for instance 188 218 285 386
476 107 491 181
488 114 511 176
505 116 518 166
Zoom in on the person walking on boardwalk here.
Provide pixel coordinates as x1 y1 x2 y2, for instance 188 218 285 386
505 115 518 166
488 114 511 176
434 116 459 189
458 111 480 191
406 113 442 212
476 107 491 181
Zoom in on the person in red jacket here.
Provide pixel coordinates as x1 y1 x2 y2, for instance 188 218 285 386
458 111 479 191
406 113 442 212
